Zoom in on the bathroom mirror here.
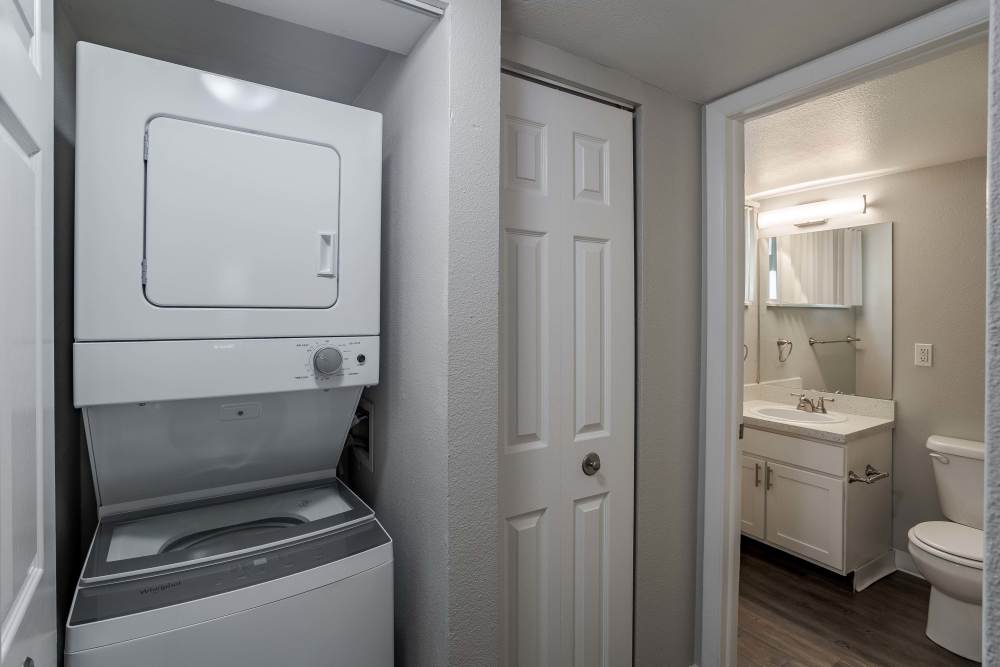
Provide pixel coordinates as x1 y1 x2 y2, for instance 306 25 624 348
744 222 893 399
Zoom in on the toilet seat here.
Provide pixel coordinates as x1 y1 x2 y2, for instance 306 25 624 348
910 521 983 569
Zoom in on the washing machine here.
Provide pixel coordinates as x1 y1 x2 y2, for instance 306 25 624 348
65 480 392 667
69 43 390 665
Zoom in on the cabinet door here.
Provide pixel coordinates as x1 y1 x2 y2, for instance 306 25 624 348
740 454 766 539
765 462 844 569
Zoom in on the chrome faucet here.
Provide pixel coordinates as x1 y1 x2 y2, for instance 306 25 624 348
790 393 836 414
790 393 815 412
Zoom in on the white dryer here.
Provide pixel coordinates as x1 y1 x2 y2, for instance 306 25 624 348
69 44 390 666
74 42 381 344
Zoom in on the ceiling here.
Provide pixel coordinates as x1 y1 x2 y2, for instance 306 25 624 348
745 40 988 198
502 0 954 102
61 0 389 104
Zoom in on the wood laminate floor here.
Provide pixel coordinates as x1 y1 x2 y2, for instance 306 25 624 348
738 537 976 666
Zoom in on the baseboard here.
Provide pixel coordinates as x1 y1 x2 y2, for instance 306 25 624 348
894 547 924 579
854 551 895 591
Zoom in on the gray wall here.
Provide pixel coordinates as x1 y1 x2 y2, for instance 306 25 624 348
352 17 451 665
856 224 893 399
744 301 759 384
757 159 986 550
984 3 999 661
501 33 703 666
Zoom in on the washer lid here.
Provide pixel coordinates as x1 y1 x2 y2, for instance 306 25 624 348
83 386 362 513
69 512 390 631
912 521 983 563
81 479 372 584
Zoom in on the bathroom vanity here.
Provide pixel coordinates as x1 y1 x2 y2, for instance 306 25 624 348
741 397 895 590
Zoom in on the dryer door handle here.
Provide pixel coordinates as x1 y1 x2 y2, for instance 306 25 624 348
317 231 338 278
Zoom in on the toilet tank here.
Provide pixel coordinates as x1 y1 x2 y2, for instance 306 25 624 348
927 435 984 529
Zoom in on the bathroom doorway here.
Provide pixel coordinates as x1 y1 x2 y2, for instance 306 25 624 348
739 36 987 667
700 4 990 665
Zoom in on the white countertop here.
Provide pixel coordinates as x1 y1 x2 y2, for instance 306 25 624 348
743 399 895 444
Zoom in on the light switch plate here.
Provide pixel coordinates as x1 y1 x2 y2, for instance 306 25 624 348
915 343 933 367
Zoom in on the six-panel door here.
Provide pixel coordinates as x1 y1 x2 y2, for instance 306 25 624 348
0 0 57 665
499 73 634 666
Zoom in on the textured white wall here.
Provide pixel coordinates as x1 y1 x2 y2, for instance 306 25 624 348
445 1 501 663
501 33 703 666
983 2 999 662
354 4 502 664
352 17 452 665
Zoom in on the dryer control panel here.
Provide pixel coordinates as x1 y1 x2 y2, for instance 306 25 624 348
74 336 380 407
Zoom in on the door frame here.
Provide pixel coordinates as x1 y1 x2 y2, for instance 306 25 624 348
698 1 989 664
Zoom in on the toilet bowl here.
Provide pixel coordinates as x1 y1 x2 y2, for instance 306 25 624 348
907 521 982 661
908 435 984 663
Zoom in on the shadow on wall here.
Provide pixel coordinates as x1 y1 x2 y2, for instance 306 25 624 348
54 3 99 655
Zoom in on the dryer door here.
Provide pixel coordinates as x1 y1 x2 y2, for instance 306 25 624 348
144 117 341 309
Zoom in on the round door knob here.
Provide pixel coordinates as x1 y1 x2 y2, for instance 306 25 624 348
312 347 343 375
582 452 601 476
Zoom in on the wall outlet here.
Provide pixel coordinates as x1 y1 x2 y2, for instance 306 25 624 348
914 343 933 367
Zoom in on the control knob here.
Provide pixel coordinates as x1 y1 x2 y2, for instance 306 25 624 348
312 347 343 376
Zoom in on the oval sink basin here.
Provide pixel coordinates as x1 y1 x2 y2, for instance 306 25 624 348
751 406 847 424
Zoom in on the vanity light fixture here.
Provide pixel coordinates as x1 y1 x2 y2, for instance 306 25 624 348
757 195 867 229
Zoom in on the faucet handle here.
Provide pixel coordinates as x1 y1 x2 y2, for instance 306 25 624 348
789 393 815 412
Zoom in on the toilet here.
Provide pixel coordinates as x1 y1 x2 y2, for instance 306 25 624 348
907 435 984 662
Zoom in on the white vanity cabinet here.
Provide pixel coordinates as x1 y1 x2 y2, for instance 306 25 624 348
740 454 766 540
741 425 892 578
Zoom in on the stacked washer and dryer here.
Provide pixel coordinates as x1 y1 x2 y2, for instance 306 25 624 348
66 44 391 666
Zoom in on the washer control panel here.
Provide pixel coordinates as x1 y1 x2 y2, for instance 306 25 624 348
312 347 343 375
74 335 380 405
297 337 377 387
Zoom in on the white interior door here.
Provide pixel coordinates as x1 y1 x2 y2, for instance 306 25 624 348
500 73 634 667
0 0 56 666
